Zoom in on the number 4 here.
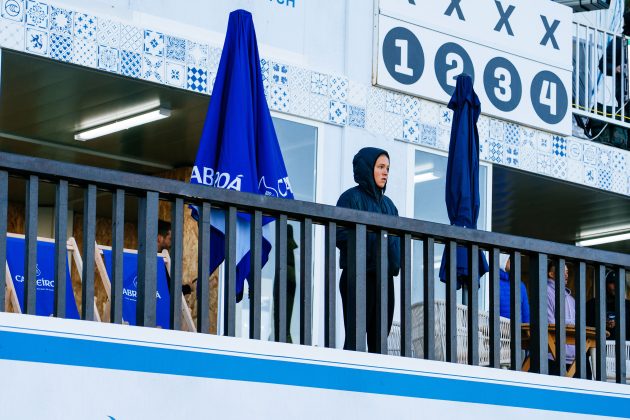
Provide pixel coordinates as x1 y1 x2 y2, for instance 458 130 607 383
540 80 557 116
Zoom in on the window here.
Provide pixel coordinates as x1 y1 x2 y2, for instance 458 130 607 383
234 117 318 341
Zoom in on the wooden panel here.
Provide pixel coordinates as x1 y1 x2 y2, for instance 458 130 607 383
156 167 218 334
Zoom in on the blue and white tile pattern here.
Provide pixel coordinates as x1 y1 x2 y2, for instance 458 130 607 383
5 0 630 198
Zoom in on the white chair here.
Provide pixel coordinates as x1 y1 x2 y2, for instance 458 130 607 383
388 321 402 356
411 300 512 366
605 340 630 381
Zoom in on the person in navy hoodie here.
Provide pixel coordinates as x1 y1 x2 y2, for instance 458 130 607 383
499 255 530 323
336 147 401 353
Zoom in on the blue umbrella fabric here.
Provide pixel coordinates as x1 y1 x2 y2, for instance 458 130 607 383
438 74 489 288
190 9 294 301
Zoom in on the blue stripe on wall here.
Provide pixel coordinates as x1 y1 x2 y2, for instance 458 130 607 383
0 330 629 418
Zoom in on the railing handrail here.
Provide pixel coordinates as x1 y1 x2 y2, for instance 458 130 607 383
1 150 628 267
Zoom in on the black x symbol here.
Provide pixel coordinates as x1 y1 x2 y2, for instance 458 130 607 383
540 16 560 50
494 1 515 36
445 0 465 21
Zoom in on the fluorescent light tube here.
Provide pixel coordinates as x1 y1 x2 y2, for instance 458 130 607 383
576 232 630 247
75 108 171 141
414 172 439 184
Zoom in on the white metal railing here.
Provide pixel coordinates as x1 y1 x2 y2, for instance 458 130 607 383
606 340 630 380
407 301 512 367
573 22 630 132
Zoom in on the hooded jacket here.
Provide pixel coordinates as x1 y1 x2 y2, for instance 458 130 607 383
336 147 400 277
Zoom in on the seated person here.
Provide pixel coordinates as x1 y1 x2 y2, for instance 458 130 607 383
499 255 530 323
586 270 630 341
547 261 575 374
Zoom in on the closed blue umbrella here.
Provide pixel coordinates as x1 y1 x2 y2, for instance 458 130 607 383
190 10 294 301
439 74 488 288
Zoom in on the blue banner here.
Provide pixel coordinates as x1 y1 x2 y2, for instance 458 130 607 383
190 10 293 301
101 250 171 328
6 236 79 318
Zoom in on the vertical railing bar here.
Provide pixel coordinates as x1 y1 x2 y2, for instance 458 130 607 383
110 189 125 324
510 251 522 371
136 191 158 327
489 248 500 368
324 221 336 348
401 233 412 357
53 180 68 318
573 23 579 112
595 264 606 381
347 224 367 352
275 214 288 343
423 237 435 360
555 259 567 376
446 240 457 363
300 218 313 346
585 26 590 113
81 184 96 321
603 31 609 111
169 198 183 331
531 253 548 374
615 267 626 384
375 228 388 354
249 210 262 340
622 34 627 123
612 35 617 121
467 244 479 366
223 206 237 337
197 202 211 334
0 171 7 312
24 175 38 315
574 261 587 379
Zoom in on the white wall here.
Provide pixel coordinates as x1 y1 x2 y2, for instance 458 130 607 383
1 313 628 420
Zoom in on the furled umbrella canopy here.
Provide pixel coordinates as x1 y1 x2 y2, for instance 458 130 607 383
439 74 489 287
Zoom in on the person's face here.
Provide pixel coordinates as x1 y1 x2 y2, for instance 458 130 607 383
607 281 616 297
373 154 390 189
548 265 569 284
158 230 172 252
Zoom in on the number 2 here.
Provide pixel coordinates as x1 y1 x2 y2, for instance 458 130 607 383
445 52 463 87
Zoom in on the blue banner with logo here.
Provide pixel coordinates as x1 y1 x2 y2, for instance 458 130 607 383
6 236 79 318
190 10 294 301
101 250 170 328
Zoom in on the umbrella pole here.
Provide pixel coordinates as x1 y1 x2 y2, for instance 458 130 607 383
461 282 468 305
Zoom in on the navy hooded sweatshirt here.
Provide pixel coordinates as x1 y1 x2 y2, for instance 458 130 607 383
336 147 401 277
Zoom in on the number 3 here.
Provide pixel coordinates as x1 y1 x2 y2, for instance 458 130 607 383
494 67 512 102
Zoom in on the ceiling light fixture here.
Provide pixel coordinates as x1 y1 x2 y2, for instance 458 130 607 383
576 232 630 247
414 172 439 184
74 108 171 141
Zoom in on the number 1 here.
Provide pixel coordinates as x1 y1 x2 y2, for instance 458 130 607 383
394 39 413 76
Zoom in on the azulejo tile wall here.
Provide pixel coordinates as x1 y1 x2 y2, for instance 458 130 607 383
1 0 629 197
